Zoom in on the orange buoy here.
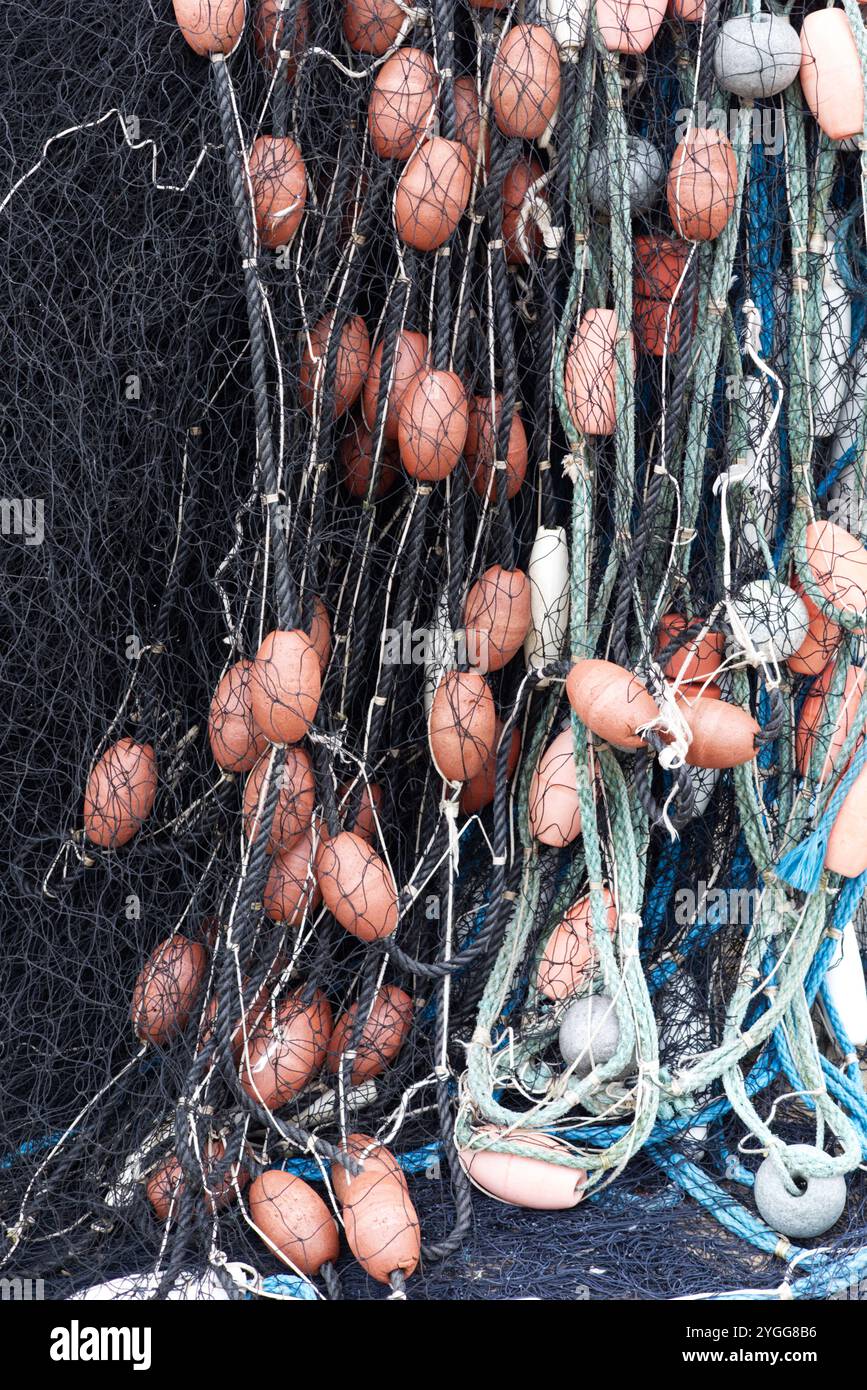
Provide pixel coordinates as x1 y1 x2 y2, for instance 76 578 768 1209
341 1170 421 1283
800 9 865 141
459 1128 586 1209
796 665 867 783
148 1138 246 1221
490 24 561 140
315 830 399 941
454 76 488 170
668 0 704 18
667 129 737 241
243 747 316 849
368 48 438 160
596 0 667 53
132 936 207 1046
250 628 321 744
172 0 245 56
657 613 723 685
299 311 370 418
343 0 404 54
826 762 867 877
528 727 583 847
464 564 532 674
429 671 497 780
340 417 402 498
394 138 473 251
465 393 528 499
787 577 841 676
460 721 521 814
326 984 413 1081
396 367 468 481
309 596 332 674
240 987 332 1108
633 234 689 300
803 520 867 628
634 297 681 356
254 0 309 80
502 157 545 265
537 889 617 1001
565 310 629 436
566 659 658 749
83 738 158 848
248 1169 339 1276
331 1134 407 1204
361 330 429 440
248 136 307 249
337 779 383 842
208 659 269 773
681 696 759 768
262 830 321 924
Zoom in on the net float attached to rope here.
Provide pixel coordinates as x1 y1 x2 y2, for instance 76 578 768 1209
465 393 528 499
429 670 497 781
254 0 310 81
753 1145 847 1240
728 580 810 663
713 12 801 99
453 75 488 169
680 696 760 770
666 129 737 242
362 329 429 440
803 520 867 628
490 24 561 141
502 156 545 265
243 747 316 849
331 1135 408 1204
564 309 630 436
463 564 532 674
299 310 371 419
396 367 469 481
208 659 269 773
537 888 617 1001
596 0 667 54
460 720 521 814
309 597 332 675
394 138 473 251
248 135 307 249
796 664 866 783
587 137 665 214
343 0 405 54
368 49 438 161
528 726 583 847
559 992 631 1077
543 0 590 53
340 1169 421 1284
314 830 399 941
250 628 321 745
148 1139 247 1222
566 658 658 749
786 577 841 677
668 0 704 18
172 0 246 56
131 935 208 1046
326 984 414 1082
459 1128 587 1209
262 831 321 924
248 1169 340 1277
239 987 333 1109
340 418 402 499
800 8 865 142
83 738 158 848
657 614 723 685
524 524 570 672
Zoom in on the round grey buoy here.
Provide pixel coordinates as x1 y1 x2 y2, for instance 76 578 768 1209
753 1145 847 1239
713 13 801 99
586 138 666 214
559 994 625 1077
729 580 809 661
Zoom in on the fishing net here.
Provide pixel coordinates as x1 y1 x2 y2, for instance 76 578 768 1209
3 0 867 1304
